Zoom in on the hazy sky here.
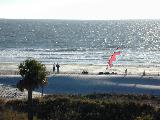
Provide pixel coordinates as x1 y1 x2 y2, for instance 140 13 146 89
0 0 160 20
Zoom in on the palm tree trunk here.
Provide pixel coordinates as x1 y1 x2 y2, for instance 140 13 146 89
41 85 44 97
28 88 33 120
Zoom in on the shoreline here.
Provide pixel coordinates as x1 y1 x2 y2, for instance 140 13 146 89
0 63 160 75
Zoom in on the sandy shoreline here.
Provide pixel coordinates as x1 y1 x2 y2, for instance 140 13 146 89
0 63 160 75
0 63 160 100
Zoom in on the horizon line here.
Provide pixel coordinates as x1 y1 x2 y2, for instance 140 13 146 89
1 18 160 21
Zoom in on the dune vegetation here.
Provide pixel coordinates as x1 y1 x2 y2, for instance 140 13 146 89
0 93 160 120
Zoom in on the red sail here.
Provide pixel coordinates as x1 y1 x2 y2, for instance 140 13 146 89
108 51 121 68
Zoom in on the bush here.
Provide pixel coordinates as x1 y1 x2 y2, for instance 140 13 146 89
1 94 160 120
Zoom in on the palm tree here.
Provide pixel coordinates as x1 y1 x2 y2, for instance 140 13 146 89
17 59 48 120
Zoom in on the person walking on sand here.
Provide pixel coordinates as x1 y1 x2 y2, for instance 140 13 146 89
56 63 60 73
53 63 55 73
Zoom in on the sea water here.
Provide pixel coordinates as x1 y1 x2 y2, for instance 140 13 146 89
0 19 160 67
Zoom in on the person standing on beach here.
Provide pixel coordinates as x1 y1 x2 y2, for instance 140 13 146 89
53 63 55 73
143 70 145 76
125 69 127 75
56 63 60 73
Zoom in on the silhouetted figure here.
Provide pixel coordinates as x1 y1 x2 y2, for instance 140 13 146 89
53 63 55 73
82 70 88 74
143 70 146 76
125 69 127 75
56 63 60 73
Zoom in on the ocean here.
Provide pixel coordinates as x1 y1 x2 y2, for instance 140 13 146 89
0 19 160 66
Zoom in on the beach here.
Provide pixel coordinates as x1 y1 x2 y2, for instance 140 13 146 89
1 63 160 75
1 19 160 100
0 84 42 100
1 62 160 100
1 18 160 119
1 72 160 100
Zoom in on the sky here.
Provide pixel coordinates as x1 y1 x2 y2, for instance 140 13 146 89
0 0 160 20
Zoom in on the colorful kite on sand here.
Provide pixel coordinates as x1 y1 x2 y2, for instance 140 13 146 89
107 48 121 68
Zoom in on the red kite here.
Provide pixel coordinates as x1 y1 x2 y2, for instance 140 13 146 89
108 48 121 68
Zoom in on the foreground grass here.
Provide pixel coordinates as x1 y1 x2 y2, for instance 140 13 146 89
0 109 28 120
1 94 160 120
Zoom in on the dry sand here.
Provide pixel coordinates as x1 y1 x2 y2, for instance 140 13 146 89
0 84 42 100
0 63 160 100
1 63 160 75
